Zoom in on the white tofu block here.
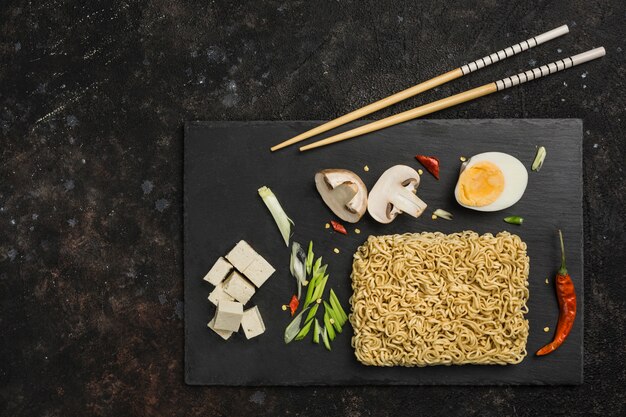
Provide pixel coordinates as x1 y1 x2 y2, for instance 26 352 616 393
207 316 234 340
241 306 266 339
213 300 243 332
223 270 256 304
203 257 233 286
225 240 257 272
242 254 275 288
207 281 235 306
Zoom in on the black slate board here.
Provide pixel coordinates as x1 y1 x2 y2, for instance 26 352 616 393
184 119 583 386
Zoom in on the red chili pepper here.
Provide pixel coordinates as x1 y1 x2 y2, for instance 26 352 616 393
415 155 440 180
536 230 577 356
330 220 347 235
289 295 299 316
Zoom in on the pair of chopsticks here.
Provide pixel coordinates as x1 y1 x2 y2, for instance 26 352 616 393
270 25 605 152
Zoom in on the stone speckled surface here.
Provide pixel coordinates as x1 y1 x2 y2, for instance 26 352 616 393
1 0 624 416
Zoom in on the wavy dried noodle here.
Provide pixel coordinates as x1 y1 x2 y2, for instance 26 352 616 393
350 231 529 366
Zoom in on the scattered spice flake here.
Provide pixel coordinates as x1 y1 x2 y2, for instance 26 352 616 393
460 156 467 162
363 165 369 172
289 295 299 316
324 223 330 229
415 155 440 179
330 220 347 235
333 248 340 254
354 228 361 234
543 327 550 332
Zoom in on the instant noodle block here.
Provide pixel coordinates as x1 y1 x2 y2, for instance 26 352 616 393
350 231 530 366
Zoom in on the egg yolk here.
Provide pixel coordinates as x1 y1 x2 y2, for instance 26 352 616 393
457 161 505 207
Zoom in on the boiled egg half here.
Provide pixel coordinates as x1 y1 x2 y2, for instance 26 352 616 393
454 152 528 212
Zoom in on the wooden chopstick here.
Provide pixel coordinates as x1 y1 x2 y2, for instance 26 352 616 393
299 47 606 152
271 25 570 151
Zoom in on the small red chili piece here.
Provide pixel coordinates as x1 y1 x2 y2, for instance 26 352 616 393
289 295 299 316
415 155 440 180
330 220 348 235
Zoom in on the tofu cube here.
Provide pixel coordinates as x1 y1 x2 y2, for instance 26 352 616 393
241 306 266 339
242 254 275 288
213 300 243 332
225 240 256 272
223 270 256 304
203 257 233 286
207 281 235 306
207 316 234 340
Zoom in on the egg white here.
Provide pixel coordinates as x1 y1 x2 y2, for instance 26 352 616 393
455 152 528 212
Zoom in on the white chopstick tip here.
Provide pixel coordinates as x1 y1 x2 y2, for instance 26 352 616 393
535 24 570 44
571 47 606 65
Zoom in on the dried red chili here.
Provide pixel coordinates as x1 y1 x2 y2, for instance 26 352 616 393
415 155 440 180
289 295 299 316
330 220 347 235
536 230 577 356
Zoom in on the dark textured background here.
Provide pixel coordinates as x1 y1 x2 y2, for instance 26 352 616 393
0 0 624 415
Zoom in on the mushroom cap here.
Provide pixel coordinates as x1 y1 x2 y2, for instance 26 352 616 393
367 165 424 224
314 169 368 223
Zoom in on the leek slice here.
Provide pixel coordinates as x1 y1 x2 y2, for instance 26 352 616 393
313 319 321 344
258 186 294 246
321 326 331 350
324 311 336 341
532 146 547 172
324 301 343 333
284 306 310 344
329 289 348 325
433 209 453 220
295 318 313 341
305 303 319 324
289 241 307 298
305 241 314 275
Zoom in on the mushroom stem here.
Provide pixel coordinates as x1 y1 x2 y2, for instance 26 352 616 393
390 186 427 218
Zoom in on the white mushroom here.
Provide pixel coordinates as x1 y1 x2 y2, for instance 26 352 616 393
367 165 427 224
314 169 368 223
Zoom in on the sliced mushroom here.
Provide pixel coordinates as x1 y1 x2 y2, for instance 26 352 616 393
314 169 368 223
367 165 427 224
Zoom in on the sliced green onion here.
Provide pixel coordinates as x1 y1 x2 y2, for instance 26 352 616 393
303 276 317 308
304 266 325 308
321 326 331 350
310 265 326 289
284 306 310 344
295 318 313 340
311 275 329 305
305 241 314 275
305 303 319 323
329 289 348 325
324 310 336 341
504 216 524 225
324 301 343 333
433 209 453 220
311 256 322 276
313 319 321 344
532 146 547 172
258 186 294 246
